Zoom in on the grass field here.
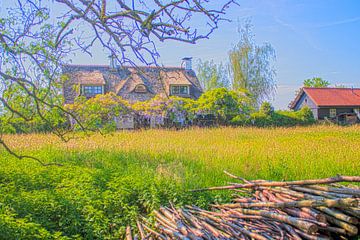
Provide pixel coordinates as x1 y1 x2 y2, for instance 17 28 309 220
0 126 360 239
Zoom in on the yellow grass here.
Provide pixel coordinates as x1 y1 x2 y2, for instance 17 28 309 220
3 125 360 184
1 125 359 238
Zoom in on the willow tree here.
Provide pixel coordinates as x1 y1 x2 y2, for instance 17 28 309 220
0 0 237 164
196 59 230 91
229 21 276 107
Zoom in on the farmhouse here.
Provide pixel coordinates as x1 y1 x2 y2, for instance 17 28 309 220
289 87 360 123
62 57 203 104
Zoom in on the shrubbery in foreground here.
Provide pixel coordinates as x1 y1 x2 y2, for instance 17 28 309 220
0 89 315 134
232 102 315 127
0 126 359 238
64 89 314 130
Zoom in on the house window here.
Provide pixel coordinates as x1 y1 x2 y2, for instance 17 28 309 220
329 108 336 118
82 85 103 96
170 85 189 95
134 84 147 93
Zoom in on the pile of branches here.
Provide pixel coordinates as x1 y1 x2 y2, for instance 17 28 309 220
127 174 360 239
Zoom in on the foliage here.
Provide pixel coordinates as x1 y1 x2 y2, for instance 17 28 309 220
67 89 254 129
2 89 315 133
166 97 198 122
0 126 359 238
0 0 236 159
134 89 256 125
132 95 197 124
132 95 170 116
196 59 230 91
231 101 314 127
0 84 68 134
235 106 316 127
259 101 274 116
228 20 276 107
0 1 70 138
65 93 130 132
195 88 253 124
303 77 330 88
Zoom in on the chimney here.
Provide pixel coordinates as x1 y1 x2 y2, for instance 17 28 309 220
181 57 192 70
109 53 117 70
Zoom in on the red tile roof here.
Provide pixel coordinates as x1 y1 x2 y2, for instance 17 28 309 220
303 87 360 107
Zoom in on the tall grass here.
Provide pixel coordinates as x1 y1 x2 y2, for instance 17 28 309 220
0 126 359 239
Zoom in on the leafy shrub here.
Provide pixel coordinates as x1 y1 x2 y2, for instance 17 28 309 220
65 93 131 132
259 101 274 116
0 149 223 238
273 107 315 126
1 89 315 133
132 95 197 126
0 80 69 134
0 206 53 240
195 88 253 124
231 103 315 127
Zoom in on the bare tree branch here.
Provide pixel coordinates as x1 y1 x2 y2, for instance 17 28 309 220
0 0 237 165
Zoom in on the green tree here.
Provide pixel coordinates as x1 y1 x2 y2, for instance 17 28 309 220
196 88 253 124
65 93 130 132
196 60 229 91
0 0 236 163
303 77 330 87
229 20 276 107
259 101 274 116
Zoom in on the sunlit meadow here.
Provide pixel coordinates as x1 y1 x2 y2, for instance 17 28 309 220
0 126 359 238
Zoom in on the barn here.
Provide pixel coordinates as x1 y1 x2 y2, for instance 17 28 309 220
289 87 360 124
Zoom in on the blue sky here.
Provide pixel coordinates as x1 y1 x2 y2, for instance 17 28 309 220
1 0 360 109
151 0 360 109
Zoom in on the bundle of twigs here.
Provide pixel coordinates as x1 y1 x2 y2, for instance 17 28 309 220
126 173 360 239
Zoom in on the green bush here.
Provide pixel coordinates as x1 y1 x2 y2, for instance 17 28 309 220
195 88 253 124
0 83 68 134
132 95 197 123
259 101 274 116
273 107 315 126
231 105 315 127
65 93 131 132
1 89 315 133
0 149 224 239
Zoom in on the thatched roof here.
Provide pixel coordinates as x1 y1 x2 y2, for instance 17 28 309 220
71 70 106 85
62 64 203 103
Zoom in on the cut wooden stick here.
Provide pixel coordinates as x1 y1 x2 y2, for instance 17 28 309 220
300 208 327 223
191 175 360 192
294 228 330 240
316 206 358 225
324 214 358 236
214 198 357 209
227 221 268 240
290 186 352 199
306 184 360 196
136 221 146 239
137 173 360 239
230 208 318 234
283 223 303 240
126 226 133 240
318 225 347 235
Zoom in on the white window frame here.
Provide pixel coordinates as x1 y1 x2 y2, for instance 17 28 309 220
82 85 104 96
170 85 189 95
134 84 147 93
329 108 337 118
